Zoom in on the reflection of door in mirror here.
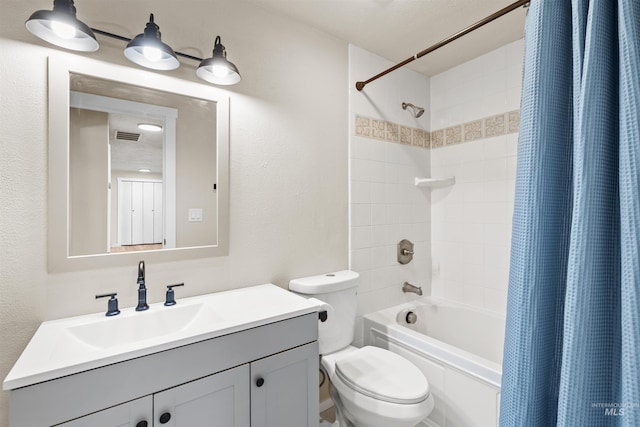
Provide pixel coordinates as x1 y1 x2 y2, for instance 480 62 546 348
69 91 177 256
116 179 163 249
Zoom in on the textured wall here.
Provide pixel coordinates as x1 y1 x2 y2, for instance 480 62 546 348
0 1 348 424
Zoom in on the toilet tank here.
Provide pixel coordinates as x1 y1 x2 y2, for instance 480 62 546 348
289 270 359 354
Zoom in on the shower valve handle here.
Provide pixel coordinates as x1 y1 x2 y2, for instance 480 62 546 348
402 249 414 256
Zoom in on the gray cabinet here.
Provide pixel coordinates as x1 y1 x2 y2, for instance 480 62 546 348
251 342 319 427
56 344 318 427
11 314 318 427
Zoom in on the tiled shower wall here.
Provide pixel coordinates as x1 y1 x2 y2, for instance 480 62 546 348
349 45 431 345
430 39 524 314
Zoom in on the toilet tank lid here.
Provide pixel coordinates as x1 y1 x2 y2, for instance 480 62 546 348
289 270 359 294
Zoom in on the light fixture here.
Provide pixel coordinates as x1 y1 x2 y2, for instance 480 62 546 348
26 4 242 85
137 123 163 132
196 36 242 85
124 14 179 71
138 168 151 173
25 0 98 52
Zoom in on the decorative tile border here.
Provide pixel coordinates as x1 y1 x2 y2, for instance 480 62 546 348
434 109 520 149
354 109 520 150
354 115 431 149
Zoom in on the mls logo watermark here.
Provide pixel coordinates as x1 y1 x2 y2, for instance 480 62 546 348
592 402 639 416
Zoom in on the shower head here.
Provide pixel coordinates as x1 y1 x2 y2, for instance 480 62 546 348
402 102 425 118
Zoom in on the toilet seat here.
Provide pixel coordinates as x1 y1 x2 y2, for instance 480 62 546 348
334 346 430 404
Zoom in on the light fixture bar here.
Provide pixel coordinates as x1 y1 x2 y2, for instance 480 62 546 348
26 2 241 85
91 27 204 62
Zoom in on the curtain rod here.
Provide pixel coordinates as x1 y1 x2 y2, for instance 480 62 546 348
355 0 530 91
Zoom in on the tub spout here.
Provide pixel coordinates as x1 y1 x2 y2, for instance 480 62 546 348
402 281 423 296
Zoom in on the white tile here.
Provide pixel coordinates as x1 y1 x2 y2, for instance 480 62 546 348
458 160 484 183
484 288 508 314
351 180 371 204
351 248 373 271
370 139 387 162
483 266 509 291
505 38 525 67
505 161 517 189
351 203 371 227
351 137 372 160
371 245 389 268
370 160 387 183
370 182 386 204
483 136 508 160
371 225 389 247
483 180 508 202
507 179 516 202
483 244 509 271
481 46 507 75
351 226 372 249
506 132 519 157
483 223 509 247
463 284 486 307
371 203 387 225
483 68 508 97
385 183 401 204
385 162 401 184
482 158 508 181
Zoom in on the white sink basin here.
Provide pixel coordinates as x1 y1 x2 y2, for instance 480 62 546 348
3 284 323 390
67 302 223 349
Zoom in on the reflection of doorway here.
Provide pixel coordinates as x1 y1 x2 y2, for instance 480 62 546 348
69 91 177 254
117 179 163 247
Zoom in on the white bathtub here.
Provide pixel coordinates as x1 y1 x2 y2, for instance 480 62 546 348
363 297 505 427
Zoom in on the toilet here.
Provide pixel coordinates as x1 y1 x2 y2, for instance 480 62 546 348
289 270 434 427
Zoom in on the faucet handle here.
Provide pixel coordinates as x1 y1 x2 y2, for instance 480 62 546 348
96 292 121 316
164 283 185 306
137 260 145 285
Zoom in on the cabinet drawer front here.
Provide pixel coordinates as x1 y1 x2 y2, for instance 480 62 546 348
57 396 152 427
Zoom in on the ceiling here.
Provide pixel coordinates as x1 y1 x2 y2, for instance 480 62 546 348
247 0 528 76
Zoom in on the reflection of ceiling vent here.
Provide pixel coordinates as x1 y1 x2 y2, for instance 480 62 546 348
115 130 141 142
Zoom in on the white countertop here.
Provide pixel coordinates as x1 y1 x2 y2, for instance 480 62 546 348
4 284 321 390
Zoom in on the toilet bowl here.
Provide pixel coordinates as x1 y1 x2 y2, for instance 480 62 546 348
322 346 434 427
289 271 434 427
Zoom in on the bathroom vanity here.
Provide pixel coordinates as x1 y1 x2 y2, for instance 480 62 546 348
4 285 321 427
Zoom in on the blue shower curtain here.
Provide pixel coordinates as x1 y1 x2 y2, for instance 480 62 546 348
500 1 640 426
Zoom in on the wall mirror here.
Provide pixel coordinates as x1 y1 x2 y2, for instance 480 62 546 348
48 55 229 272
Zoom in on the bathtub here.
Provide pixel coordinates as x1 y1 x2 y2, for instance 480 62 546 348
363 297 505 427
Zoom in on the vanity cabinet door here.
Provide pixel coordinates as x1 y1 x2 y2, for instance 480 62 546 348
57 395 152 427
250 342 319 427
153 364 250 427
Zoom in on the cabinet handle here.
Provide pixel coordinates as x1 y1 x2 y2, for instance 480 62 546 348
256 377 265 387
159 412 172 424
135 421 148 427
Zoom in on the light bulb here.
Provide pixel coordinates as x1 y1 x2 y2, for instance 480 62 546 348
142 46 163 62
212 64 230 78
51 20 77 39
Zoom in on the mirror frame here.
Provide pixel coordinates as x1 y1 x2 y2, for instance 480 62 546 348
48 55 230 272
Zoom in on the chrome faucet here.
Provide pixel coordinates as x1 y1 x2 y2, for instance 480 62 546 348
135 260 149 311
402 281 423 296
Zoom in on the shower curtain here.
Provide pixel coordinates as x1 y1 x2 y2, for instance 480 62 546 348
500 1 640 426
